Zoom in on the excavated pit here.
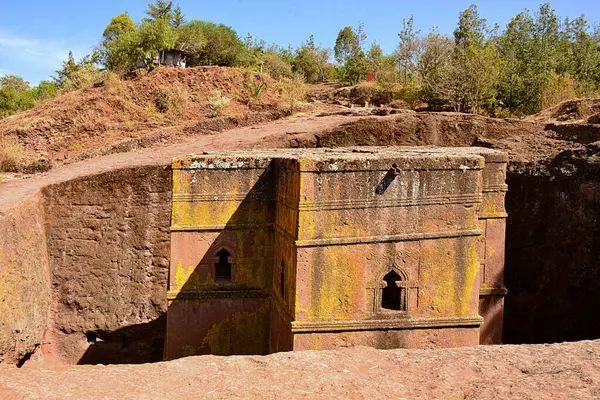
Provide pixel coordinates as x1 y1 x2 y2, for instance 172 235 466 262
1 110 600 367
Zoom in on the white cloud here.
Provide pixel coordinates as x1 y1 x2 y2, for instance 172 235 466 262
0 30 93 83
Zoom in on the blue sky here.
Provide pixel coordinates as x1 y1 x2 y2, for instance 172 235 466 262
0 0 598 84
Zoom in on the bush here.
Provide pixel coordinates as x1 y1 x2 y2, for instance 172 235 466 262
541 73 577 110
277 73 308 114
0 135 27 172
576 100 594 120
393 82 423 110
156 85 189 116
102 71 123 94
350 81 377 105
62 65 104 92
262 52 293 80
30 80 59 102
0 88 35 117
207 89 231 117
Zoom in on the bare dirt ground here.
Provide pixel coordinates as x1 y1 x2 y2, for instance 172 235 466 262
0 341 598 399
0 66 320 169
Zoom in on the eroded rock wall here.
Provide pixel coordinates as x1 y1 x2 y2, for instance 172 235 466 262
504 150 600 343
41 166 171 364
0 193 51 364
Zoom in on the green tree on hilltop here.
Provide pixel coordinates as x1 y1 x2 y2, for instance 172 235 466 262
396 16 421 84
144 0 174 22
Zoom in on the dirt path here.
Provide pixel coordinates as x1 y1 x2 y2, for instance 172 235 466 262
0 110 373 212
0 341 598 399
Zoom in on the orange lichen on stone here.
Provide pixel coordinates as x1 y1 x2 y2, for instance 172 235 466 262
166 147 508 359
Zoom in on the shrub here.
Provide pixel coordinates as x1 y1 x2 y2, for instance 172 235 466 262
393 82 423 110
277 73 308 114
576 100 594 120
0 88 35 117
102 71 123 94
249 80 267 104
30 80 59 102
62 65 104 92
350 81 378 105
540 73 577 111
0 135 27 172
208 89 231 117
155 85 189 117
133 68 149 79
262 52 293 80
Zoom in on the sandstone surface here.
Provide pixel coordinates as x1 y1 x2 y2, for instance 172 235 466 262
0 341 598 399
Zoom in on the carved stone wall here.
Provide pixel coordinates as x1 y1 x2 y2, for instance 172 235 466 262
167 147 508 357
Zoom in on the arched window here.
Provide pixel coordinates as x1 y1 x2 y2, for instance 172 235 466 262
280 261 286 298
381 270 407 312
215 249 232 283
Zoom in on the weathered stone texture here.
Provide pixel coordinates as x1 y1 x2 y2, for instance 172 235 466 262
505 156 600 343
168 148 508 357
0 194 51 364
41 166 171 364
1 341 598 399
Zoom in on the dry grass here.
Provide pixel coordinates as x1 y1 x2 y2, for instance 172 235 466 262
0 135 27 172
277 73 308 114
102 71 124 95
541 73 577 111
576 100 594 120
155 85 189 117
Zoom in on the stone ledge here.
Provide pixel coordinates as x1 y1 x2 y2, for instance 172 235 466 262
291 315 484 333
167 289 268 300
479 287 508 296
295 228 483 247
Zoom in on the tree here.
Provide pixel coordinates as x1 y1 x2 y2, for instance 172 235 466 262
564 15 600 95
333 25 369 84
366 42 384 70
0 75 35 117
496 3 567 113
138 18 178 67
334 26 361 65
450 5 502 113
30 80 59 101
262 52 293 79
176 21 206 55
0 75 30 91
54 51 80 87
54 52 102 91
396 16 421 84
144 0 174 22
171 4 186 28
417 31 454 107
99 13 139 72
343 53 370 85
183 21 246 66
102 13 136 42
293 35 330 83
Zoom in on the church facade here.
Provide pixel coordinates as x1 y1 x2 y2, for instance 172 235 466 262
165 147 508 359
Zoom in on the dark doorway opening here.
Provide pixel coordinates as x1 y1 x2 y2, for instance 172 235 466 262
382 270 404 311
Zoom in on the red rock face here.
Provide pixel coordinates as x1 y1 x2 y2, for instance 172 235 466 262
0 193 51 365
167 147 508 358
41 166 172 365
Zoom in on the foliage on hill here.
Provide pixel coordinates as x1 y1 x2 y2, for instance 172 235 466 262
1 1 599 118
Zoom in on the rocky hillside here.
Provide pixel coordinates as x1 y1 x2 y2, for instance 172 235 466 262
0 67 286 169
